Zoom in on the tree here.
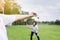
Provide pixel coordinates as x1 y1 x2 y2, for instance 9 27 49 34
27 18 34 25
4 0 11 14
55 20 60 25
12 20 24 25
4 0 21 14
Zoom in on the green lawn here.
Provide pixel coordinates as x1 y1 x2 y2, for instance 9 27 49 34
6 24 60 40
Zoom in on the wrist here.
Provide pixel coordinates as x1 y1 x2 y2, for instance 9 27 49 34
29 15 33 17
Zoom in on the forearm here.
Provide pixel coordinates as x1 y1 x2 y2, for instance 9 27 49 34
15 15 33 21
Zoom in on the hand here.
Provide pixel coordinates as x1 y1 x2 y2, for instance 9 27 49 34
30 12 37 17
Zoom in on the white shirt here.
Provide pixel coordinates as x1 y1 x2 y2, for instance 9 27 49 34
31 25 38 33
0 14 15 40
32 16 39 22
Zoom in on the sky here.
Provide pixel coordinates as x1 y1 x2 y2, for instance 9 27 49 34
15 0 60 21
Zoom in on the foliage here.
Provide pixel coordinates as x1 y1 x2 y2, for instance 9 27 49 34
12 18 34 25
4 0 21 14
55 20 60 25
12 20 24 25
27 18 34 25
41 20 60 25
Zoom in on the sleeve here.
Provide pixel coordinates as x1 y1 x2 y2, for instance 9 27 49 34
36 25 38 30
2 15 16 25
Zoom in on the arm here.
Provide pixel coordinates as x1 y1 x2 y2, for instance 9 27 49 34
2 12 37 25
15 15 33 21
36 25 39 33
14 12 37 21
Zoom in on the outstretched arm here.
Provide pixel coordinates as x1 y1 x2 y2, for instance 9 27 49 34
2 12 37 25
14 12 37 21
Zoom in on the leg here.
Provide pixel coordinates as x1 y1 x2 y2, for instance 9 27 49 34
30 32 34 40
35 33 40 40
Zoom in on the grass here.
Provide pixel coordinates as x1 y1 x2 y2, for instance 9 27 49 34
6 24 60 40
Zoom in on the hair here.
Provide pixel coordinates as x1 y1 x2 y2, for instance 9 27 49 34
32 21 37 25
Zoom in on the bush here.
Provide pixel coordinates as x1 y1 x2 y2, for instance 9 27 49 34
12 20 24 25
12 18 34 25
55 20 60 25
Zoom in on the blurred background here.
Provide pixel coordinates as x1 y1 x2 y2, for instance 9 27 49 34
0 0 60 40
0 0 60 25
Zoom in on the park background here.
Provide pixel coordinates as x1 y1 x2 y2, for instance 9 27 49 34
0 0 60 40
